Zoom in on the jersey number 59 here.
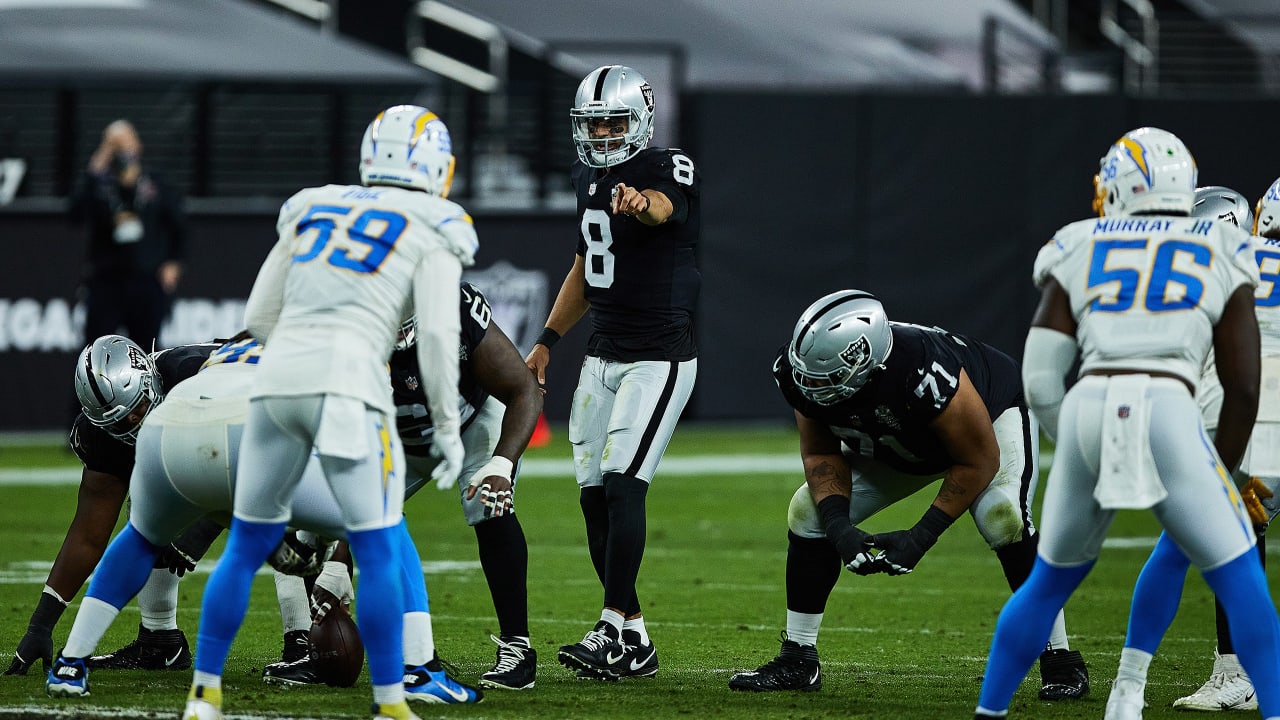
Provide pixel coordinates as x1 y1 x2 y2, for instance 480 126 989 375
292 205 408 275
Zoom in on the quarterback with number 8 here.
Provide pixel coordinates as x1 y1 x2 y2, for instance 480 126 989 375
182 105 477 720
525 64 700 681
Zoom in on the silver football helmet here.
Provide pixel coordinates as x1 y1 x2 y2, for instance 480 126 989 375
1094 127 1197 217
1192 185 1254 230
788 290 894 405
359 105 456 197
394 316 416 351
1256 176 1280 239
570 65 655 168
74 334 164 445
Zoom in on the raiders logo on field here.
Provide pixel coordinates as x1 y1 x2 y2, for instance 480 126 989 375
463 261 549 355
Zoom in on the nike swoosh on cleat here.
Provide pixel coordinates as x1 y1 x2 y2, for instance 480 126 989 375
630 651 656 671
164 649 185 667
438 683 471 702
605 650 626 664
808 668 820 684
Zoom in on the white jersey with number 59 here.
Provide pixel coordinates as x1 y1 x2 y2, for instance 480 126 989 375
244 183 478 421
1034 215 1258 390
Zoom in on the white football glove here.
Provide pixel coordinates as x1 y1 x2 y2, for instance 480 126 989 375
429 430 465 490
466 456 515 518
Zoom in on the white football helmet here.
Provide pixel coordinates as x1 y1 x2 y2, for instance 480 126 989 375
788 290 894 406
359 105 456 197
570 65 655 168
1192 185 1254 230
1094 127 1197 217
74 334 164 445
1255 177 1280 239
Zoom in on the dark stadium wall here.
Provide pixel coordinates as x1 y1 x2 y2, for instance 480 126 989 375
4 93 1280 430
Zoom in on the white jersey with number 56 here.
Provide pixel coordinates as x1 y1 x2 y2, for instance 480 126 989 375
244 183 478 424
1034 215 1258 390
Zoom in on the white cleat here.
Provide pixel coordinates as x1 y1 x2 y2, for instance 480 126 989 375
181 699 225 720
1104 677 1147 720
1172 652 1258 711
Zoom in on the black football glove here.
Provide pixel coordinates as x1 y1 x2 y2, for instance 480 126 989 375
3 628 52 676
267 531 323 577
153 543 197 577
817 494 878 575
867 506 956 576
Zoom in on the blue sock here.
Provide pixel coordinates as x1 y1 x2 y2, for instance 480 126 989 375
194 518 285 675
397 519 429 614
977 558 1092 713
348 525 405 686
86 523 161 609
1204 550 1280 718
1124 531 1190 654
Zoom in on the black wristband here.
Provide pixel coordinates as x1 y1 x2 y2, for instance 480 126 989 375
817 495 853 539
536 327 561 349
29 591 68 632
640 193 652 214
914 505 957 544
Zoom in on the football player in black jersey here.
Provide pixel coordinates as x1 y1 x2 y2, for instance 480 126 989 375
727 291 1089 700
5 335 223 677
525 64 699 680
263 282 544 691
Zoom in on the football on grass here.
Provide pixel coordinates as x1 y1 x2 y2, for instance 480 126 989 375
309 606 364 687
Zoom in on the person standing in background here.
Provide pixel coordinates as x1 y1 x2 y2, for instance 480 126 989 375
70 119 186 353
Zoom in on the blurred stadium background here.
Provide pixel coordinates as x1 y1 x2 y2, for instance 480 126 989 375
2 0 1280 430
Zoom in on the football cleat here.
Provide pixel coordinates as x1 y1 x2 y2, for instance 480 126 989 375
478 634 537 690
1172 652 1257 711
45 654 90 697
183 686 224 720
403 662 483 704
1039 648 1089 700
558 621 624 678
262 655 322 686
278 629 310 664
371 700 422 720
728 633 821 692
1104 677 1147 720
576 629 658 681
88 624 191 670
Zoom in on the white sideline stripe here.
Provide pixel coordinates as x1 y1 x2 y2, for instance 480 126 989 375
0 454 803 486
0 708 337 720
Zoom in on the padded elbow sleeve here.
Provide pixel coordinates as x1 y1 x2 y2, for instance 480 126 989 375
1022 327 1077 442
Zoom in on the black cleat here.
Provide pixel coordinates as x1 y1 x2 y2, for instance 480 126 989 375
478 635 537 690
1038 648 1089 700
87 624 190 671
728 633 821 692
277 630 310 665
575 629 658 681
558 621 624 678
262 655 322 686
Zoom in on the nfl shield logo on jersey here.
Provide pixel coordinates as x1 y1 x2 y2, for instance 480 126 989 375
405 375 419 392
1118 405 1131 419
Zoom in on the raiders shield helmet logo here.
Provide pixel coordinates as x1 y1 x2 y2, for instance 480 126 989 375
839 336 873 374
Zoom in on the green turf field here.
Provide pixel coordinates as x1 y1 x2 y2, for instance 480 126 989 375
0 423 1269 719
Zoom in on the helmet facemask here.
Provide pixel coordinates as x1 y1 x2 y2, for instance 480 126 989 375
1255 177 1280 239
394 316 417 351
570 65 655 168
74 335 164 445
788 291 894 406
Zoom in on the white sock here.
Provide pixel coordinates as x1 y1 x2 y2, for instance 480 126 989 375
137 568 179 631
785 610 823 647
402 611 433 666
600 609 624 635
622 617 649 645
1116 647 1153 683
272 571 311 634
63 597 120 658
372 682 404 705
192 670 221 690
1044 610 1069 651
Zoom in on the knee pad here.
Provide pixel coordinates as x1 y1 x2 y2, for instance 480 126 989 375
973 498 1028 550
787 484 824 538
